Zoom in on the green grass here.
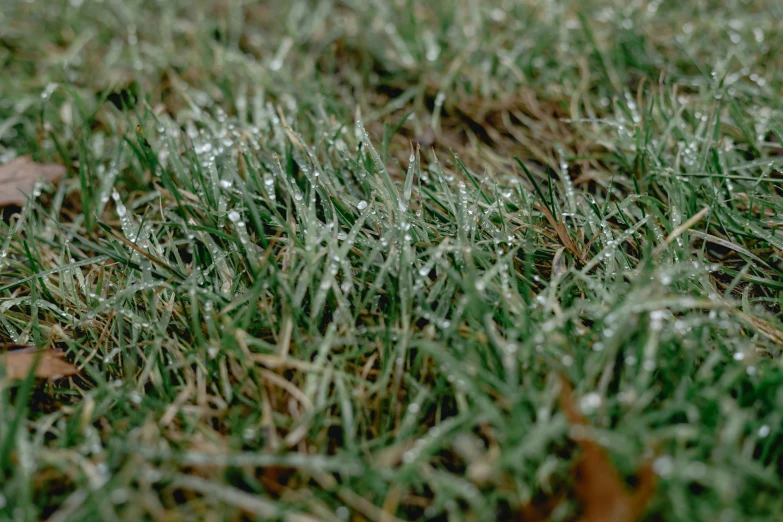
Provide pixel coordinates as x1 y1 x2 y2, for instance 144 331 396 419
1 0 783 520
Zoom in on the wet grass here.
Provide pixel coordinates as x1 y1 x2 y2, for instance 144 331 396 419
1 0 783 520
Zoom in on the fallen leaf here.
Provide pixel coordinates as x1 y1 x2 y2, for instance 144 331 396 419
552 246 568 279
0 156 65 207
515 379 656 521
1 346 79 380
560 378 656 522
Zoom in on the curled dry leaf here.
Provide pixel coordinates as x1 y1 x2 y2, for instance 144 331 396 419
1 346 79 380
552 246 568 279
0 156 65 207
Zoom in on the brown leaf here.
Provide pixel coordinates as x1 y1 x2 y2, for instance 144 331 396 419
2 346 79 380
0 156 65 207
560 378 656 522
552 246 568 279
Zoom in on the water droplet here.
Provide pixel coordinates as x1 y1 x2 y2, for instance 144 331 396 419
653 455 674 477
579 392 602 414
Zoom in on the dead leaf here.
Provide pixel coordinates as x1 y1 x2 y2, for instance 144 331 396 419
552 246 568 279
1 346 79 380
513 379 656 522
560 378 656 522
0 156 65 207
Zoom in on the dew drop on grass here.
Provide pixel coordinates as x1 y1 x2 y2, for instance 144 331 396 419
579 392 601 414
41 82 58 100
653 455 675 477
112 190 126 217
112 190 138 242
490 7 506 21
357 200 368 210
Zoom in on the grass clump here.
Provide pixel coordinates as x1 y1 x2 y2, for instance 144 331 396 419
1 0 783 520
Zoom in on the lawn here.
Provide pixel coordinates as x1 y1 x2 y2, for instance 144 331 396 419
1 0 783 520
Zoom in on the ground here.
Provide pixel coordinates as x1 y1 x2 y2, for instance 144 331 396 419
1 0 783 520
